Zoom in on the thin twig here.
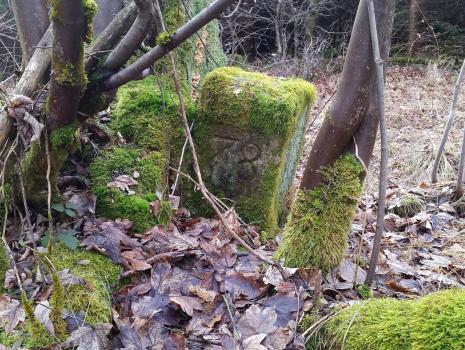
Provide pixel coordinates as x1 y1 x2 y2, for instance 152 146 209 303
365 0 389 286
44 127 53 252
171 121 194 196
222 293 239 347
1 135 23 291
431 59 465 184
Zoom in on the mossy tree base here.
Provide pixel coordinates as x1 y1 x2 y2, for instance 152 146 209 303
309 289 465 350
192 67 317 237
276 153 363 271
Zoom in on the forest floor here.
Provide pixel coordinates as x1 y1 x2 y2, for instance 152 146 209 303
2 64 465 349
294 63 465 313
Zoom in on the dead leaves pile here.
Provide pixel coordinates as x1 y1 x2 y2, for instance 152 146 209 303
323 183 465 307
79 217 321 349
0 210 320 349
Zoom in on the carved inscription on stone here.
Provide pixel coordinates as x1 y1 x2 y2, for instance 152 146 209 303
205 128 278 198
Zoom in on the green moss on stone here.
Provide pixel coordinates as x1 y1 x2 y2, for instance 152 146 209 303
199 67 317 138
276 154 363 271
191 67 316 236
311 289 465 350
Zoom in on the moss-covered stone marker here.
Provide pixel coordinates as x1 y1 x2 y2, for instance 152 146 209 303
194 67 317 237
307 288 465 350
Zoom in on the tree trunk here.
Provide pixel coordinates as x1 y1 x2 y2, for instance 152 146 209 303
300 0 395 190
22 0 91 202
47 0 88 130
408 0 418 54
93 0 124 34
11 0 49 68
350 1 395 167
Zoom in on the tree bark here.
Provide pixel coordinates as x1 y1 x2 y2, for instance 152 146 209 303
47 0 87 130
351 1 395 167
408 0 418 54
11 0 49 68
93 0 124 34
101 0 153 72
299 0 395 190
85 2 138 72
0 27 52 149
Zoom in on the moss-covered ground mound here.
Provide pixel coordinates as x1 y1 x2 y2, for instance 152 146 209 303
0 244 121 348
193 67 317 237
89 0 226 232
276 153 363 271
89 76 200 231
308 288 465 350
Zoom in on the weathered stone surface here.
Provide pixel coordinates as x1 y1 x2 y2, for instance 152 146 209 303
192 67 317 237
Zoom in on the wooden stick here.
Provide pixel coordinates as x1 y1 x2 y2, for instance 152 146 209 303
365 0 389 286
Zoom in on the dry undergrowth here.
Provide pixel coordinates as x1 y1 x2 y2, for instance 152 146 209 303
294 64 465 193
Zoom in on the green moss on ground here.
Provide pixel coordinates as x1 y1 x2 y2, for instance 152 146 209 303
49 244 121 325
4 245 121 348
276 153 363 271
308 289 465 350
391 194 424 218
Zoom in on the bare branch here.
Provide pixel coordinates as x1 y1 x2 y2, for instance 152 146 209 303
85 2 138 72
100 0 236 92
365 0 389 286
93 0 123 35
101 0 153 72
0 26 52 148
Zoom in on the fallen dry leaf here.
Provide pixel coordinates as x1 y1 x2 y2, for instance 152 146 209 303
62 323 112 350
0 295 25 334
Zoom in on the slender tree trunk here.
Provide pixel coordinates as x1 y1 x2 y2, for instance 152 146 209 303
431 59 465 184
11 0 49 68
47 0 88 130
300 0 395 190
408 0 418 54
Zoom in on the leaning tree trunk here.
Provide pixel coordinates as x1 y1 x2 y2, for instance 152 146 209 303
300 0 395 190
11 0 49 68
277 0 395 272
